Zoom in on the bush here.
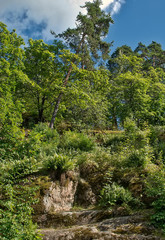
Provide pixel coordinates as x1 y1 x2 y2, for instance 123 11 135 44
99 182 139 209
145 169 165 232
29 122 60 144
43 153 75 172
149 126 165 160
59 131 95 151
25 123 60 158
77 147 112 167
0 157 41 183
0 184 42 240
103 134 126 152
124 149 146 168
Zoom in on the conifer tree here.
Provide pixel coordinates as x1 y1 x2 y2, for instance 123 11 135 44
49 0 113 129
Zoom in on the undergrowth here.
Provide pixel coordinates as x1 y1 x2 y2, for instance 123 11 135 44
1 121 165 236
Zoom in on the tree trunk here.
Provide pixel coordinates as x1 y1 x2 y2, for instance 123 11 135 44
112 107 118 130
49 65 73 129
153 55 156 67
49 33 86 129
38 96 46 122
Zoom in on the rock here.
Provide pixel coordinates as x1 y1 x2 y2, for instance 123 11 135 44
43 172 78 212
35 210 114 229
40 224 163 240
38 211 165 240
33 171 78 214
75 178 96 207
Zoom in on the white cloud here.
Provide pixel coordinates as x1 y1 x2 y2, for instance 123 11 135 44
0 0 125 41
110 0 125 15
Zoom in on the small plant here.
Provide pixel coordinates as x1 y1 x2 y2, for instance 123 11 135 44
31 122 60 143
125 149 146 167
59 131 95 151
145 169 165 232
0 183 42 240
102 133 126 152
43 153 75 172
99 182 139 209
0 157 42 183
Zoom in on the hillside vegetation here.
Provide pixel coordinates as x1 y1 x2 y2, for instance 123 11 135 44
0 0 165 239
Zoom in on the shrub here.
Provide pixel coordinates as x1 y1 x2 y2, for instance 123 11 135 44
77 147 112 167
99 182 139 209
124 149 146 168
145 169 165 232
43 153 75 172
149 125 165 160
26 123 60 158
0 184 42 240
59 131 95 151
1 157 41 182
29 122 60 144
102 133 126 151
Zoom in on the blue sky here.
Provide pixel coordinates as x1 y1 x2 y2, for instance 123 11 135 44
108 0 165 52
0 0 164 53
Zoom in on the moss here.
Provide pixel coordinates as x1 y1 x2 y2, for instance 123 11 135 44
35 212 80 229
72 227 101 240
114 223 155 236
31 175 52 214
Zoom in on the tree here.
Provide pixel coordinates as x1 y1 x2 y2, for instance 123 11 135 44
107 54 151 128
134 42 149 59
0 22 27 136
61 67 110 130
49 0 114 129
107 48 146 128
144 67 165 125
147 41 165 68
0 22 42 240
24 39 64 124
107 45 134 76
135 41 165 70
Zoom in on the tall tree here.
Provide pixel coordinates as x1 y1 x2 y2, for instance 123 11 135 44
61 67 110 130
0 22 27 136
107 45 134 76
107 54 150 128
24 39 64 124
135 41 165 70
49 0 113 128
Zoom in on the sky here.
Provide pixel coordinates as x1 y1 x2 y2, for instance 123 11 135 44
0 0 165 53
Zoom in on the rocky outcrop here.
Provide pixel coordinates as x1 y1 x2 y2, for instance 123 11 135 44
43 172 78 212
38 211 164 240
32 170 164 240
33 171 78 214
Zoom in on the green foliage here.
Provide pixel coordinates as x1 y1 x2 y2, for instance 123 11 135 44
31 123 60 143
99 182 139 209
102 133 126 151
0 22 27 134
57 0 113 69
0 184 42 240
24 39 64 124
43 153 75 172
61 68 110 130
1 157 41 182
124 119 150 149
145 169 165 231
149 126 165 160
25 123 60 158
124 149 147 168
77 146 112 168
59 131 95 151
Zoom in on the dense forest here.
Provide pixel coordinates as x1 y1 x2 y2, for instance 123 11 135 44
0 0 165 239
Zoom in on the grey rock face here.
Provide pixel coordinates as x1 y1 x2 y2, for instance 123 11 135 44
38 211 164 240
41 171 78 213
